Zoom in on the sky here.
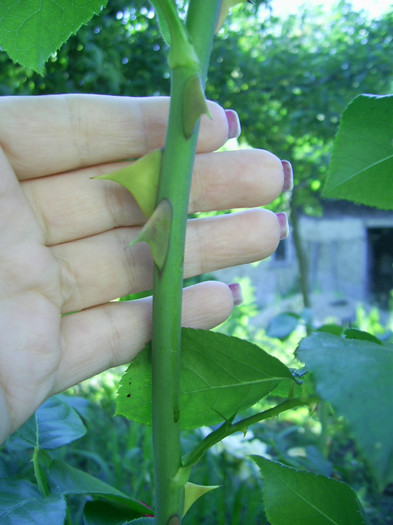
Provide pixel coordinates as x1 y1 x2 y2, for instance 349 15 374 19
270 0 393 18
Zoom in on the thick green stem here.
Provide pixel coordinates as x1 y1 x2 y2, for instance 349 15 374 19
151 2 221 523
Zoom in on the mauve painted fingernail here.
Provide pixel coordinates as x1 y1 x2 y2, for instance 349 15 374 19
281 160 294 191
276 212 289 240
225 109 241 139
229 283 243 306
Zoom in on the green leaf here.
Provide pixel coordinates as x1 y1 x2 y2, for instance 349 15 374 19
297 332 393 490
124 518 154 525
116 328 295 430
48 459 151 516
266 313 301 340
0 478 66 525
83 501 150 525
253 456 369 525
0 0 107 73
344 328 382 345
323 94 393 209
15 395 86 449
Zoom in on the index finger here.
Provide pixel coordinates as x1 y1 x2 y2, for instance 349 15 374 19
0 94 234 180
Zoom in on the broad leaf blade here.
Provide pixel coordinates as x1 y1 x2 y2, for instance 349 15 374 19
253 456 369 525
48 459 150 516
0 0 107 73
0 484 66 525
37 396 87 449
14 395 86 449
323 94 393 209
297 332 393 490
117 328 294 429
83 500 150 525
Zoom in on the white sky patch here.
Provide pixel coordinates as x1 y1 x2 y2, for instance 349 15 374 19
269 0 392 18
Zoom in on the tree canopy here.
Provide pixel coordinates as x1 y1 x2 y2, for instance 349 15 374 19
1 0 392 215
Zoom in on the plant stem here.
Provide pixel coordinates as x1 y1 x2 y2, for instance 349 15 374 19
182 396 320 469
32 446 49 497
151 2 221 523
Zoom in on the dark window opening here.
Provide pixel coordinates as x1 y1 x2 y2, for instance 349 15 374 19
367 227 393 308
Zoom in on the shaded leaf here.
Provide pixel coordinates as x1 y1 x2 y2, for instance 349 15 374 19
253 456 369 525
323 94 393 209
84 500 149 525
124 518 154 525
48 459 150 515
117 328 294 430
344 328 382 345
0 0 107 73
0 485 66 525
266 313 301 340
297 332 393 490
15 395 86 449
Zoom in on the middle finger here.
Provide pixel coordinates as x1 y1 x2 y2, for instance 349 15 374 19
23 149 287 245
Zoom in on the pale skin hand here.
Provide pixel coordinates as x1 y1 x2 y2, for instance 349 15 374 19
0 94 288 444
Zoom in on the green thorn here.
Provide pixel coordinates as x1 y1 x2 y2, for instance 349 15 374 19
183 482 220 517
93 149 162 218
129 198 172 271
216 0 248 31
182 74 210 139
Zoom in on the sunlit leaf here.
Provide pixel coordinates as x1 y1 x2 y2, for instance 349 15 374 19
0 0 107 73
117 328 294 430
253 456 369 525
323 94 393 209
297 332 393 490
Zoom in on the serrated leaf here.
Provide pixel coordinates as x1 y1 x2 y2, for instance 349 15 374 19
116 328 295 430
253 456 369 525
297 332 393 490
0 0 107 73
323 94 393 209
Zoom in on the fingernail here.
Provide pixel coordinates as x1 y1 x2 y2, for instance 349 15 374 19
276 212 289 240
281 160 294 191
225 109 241 139
228 283 243 306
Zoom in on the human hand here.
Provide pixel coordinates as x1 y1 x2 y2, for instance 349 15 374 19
0 94 291 442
